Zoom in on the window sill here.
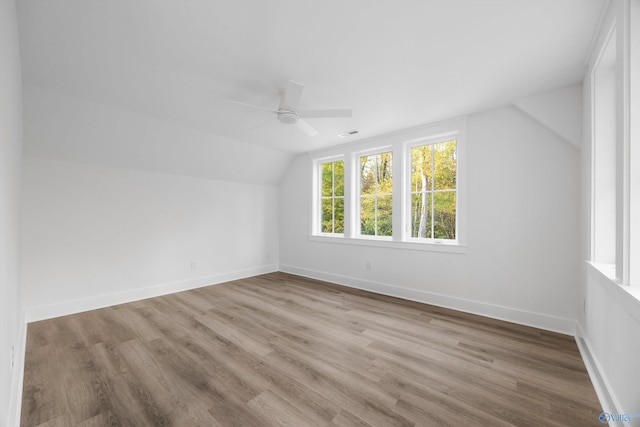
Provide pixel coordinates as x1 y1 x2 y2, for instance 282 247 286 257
587 261 640 323
308 235 467 253
589 262 616 282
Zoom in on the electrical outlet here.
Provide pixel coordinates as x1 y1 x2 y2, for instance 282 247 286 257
365 261 371 271
10 345 14 369
583 298 586 314
190 261 196 271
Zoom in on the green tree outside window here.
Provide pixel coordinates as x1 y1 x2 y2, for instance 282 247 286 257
411 140 456 239
360 152 393 236
320 160 344 233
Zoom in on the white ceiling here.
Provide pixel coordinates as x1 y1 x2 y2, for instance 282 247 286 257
17 0 605 154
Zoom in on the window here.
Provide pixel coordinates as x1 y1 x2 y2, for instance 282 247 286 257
410 140 457 240
319 159 344 234
588 0 639 288
359 151 393 237
311 118 466 252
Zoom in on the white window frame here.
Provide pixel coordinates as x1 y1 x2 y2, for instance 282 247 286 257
356 146 394 240
630 0 640 288
587 0 639 290
310 117 467 253
313 156 345 237
590 24 617 270
404 136 459 244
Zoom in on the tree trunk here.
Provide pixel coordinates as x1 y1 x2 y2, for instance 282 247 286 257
418 172 428 238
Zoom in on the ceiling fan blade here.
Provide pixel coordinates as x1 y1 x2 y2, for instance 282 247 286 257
224 99 278 114
298 109 352 118
295 119 318 137
251 116 276 130
281 80 304 108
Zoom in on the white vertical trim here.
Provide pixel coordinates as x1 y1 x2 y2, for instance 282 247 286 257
391 142 404 242
619 0 632 286
309 154 317 237
7 311 26 427
590 14 618 267
455 121 467 245
344 152 355 238
630 0 640 287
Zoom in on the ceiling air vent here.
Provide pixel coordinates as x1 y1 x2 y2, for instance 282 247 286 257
338 130 359 138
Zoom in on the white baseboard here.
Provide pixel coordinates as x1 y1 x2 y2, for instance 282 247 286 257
279 264 577 335
575 323 623 425
24 265 278 323
7 310 27 427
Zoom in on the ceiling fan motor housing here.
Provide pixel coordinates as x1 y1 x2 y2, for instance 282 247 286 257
277 110 299 125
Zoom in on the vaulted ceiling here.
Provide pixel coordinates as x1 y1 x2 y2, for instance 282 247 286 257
18 0 605 154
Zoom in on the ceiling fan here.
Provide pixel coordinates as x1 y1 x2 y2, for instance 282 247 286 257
226 80 352 137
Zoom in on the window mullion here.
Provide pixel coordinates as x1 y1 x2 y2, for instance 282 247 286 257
431 146 435 240
392 144 403 241
343 154 353 238
332 162 336 233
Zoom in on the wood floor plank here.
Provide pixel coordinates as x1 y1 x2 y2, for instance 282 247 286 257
21 272 602 426
88 341 172 426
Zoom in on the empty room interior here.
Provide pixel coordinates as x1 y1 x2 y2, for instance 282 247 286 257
2 0 640 426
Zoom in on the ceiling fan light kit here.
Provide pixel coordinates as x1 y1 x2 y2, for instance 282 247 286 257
226 80 352 137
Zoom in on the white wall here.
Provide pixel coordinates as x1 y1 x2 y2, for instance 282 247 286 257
20 82 291 321
280 105 580 334
513 83 583 149
21 157 279 320
0 0 23 425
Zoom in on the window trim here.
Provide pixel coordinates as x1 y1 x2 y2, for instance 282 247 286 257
404 136 459 244
590 20 617 271
310 117 467 253
586 0 639 290
313 155 345 237
356 147 394 239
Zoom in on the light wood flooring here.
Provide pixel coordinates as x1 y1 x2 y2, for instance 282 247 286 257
21 272 602 426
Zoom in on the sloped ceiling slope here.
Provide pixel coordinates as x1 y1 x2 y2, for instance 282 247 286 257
18 1 604 170
23 86 291 185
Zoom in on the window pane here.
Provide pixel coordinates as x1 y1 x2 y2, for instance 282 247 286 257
377 195 393 236
360 156 376 195
360 151 393 237
334 160 344 197
321 162 333 197
411 193 432 238
411 145 432 192
334 198 344 233
319 160 344 235
434 140 457 190
321 198 334 233
377 152 393 194
360 196 376 235
433 191 456 239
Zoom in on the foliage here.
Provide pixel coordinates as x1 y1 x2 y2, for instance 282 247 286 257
319 141 456 240
360 152 393 236
411 140 456 239
320 160 344 233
